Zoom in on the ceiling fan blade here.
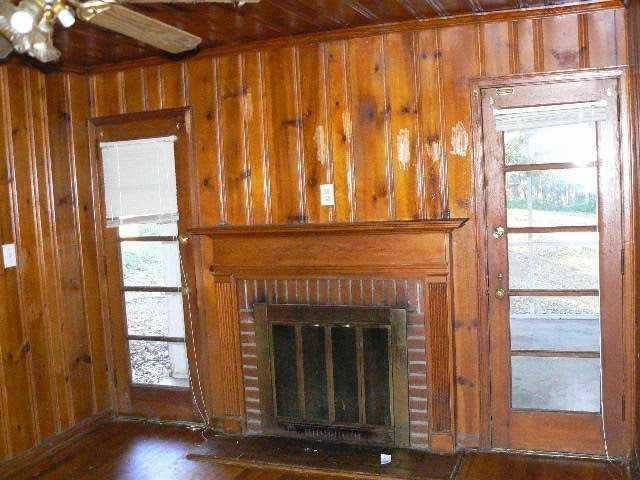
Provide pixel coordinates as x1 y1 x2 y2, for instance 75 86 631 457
120 0 260 4
86 4 201 54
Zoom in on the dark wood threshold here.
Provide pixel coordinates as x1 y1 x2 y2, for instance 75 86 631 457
0 410 113 478
187 434 462 480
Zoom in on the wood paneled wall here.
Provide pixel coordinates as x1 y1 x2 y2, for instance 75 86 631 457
87 7 628 448
91 9 627 446
0 4 630 463
0 64 111 463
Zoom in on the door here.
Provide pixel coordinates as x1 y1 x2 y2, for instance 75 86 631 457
92 110 201 420
481 77 624 454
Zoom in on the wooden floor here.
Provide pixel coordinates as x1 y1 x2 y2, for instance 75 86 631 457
3 421 632 480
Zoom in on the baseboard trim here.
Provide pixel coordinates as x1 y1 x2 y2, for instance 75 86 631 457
0 410 113 478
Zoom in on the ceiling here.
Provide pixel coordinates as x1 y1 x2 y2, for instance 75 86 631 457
42 0 613 69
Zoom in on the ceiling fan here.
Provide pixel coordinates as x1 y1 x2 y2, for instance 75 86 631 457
0 0 259 63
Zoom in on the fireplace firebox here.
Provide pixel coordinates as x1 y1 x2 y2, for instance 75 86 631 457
254 304 410 447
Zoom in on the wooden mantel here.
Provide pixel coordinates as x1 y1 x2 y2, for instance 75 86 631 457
189 219 468 279
190 219 467 237
189 219 468 453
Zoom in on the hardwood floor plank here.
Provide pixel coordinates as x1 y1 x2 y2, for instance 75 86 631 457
4 422 632 480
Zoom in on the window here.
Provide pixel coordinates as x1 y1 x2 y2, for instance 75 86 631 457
101 137 189 389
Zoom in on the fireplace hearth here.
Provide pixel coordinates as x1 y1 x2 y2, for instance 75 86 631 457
254 304 410 447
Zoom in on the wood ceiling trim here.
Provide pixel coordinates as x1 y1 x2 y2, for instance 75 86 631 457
76 0 622 74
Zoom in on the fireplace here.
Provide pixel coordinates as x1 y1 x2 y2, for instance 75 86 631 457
191 219 466 452
254 304 410 447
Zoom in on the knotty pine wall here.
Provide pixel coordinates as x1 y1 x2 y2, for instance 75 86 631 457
0 64 111 463
88 6 628 448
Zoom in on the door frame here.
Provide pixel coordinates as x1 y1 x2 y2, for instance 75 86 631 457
88 107 206 421
470 68 635 457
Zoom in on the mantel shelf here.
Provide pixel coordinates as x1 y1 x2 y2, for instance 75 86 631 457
189 219 468 238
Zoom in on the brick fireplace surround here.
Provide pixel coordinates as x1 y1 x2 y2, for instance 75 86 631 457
191 219 466 453
239 278 428 448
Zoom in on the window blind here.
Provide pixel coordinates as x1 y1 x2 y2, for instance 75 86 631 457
100 136 178 227
493 100 608 132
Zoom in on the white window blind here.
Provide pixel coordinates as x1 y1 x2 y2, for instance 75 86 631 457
100 136 178 227
494 100 608 132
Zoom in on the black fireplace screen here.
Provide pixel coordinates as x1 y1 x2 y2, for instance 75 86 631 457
254 304 409 447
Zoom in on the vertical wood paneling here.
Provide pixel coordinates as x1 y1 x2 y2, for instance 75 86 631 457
160 62 186 109
6 65 53 444
27 69 66 435
84 8 626 451
325 40 354 222
416 29 446 219
217 54 251 225
90 71 123 117
439 23 481 445
46 74 95 423
0 7 627 461
0 66 37 457
185 56 224 419
384 32 422 220
29 70 73 432
67 73 111 413
122 68 145 113
348 36 392 221
263 47 305 223
541 14 580 71
515 19 536 73
243 52 271 225
144 65 163 111
587 10 617 68
187 57 223 227
483 22 512 76
299 43 332 223
0 64 113 462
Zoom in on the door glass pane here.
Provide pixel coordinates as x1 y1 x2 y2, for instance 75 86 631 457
504 123 597 166
508 232 599 290
506 168 597 228
511 296 600 352
125 291 185 338
511 356 600 412
121 241 181 287
129 340 189 387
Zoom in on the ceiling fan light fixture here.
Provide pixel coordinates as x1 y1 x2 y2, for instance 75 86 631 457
56 6 75 27
10 9 35 34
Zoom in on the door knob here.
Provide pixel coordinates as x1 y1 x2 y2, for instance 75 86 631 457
493 226 506 238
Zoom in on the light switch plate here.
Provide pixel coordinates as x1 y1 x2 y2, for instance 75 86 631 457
320 183 335 206
2 243 16 269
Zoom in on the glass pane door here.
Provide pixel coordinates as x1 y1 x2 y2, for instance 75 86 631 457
481 77 624 455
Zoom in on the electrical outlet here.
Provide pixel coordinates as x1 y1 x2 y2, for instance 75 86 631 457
320 183 335 206
2 243 16 269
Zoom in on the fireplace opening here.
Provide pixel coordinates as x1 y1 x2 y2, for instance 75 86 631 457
254 304 409 447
